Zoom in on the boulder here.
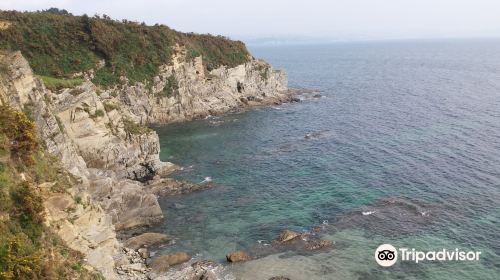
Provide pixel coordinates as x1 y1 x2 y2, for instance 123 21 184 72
124 232 170 250
226 251 251 262
149 252 191 277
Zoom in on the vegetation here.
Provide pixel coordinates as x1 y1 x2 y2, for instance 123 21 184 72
159 75 179 97
0 9 250 87
0 105 100 279
36 75 84 91
103 102 119 113
123 118 151 135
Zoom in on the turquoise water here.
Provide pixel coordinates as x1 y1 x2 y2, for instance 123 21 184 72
153 39 500 279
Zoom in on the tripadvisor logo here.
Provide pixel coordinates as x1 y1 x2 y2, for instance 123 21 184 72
375 244 481 267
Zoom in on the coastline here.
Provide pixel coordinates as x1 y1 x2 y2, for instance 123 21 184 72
0 48 295 279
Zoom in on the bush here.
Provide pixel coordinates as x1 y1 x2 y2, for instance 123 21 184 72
103 102 119 112
159 75 179 97
0 10 250 87
123 118 151 135
0 107 100 280
0 106 38 165
36 75 84 91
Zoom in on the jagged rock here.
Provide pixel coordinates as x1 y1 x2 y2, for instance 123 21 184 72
124 232 170 250
88 174 163 231
276 230 302 243
226 251 251 262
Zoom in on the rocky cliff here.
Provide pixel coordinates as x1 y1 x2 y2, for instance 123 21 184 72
0 40 288 278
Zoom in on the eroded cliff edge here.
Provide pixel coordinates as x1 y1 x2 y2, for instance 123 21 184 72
0 43 289 278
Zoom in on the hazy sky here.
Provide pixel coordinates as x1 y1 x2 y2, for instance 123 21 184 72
2 0 500 41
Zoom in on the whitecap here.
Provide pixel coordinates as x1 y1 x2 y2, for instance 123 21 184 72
322 220 329 225
200 176 212 184
362 211 375 216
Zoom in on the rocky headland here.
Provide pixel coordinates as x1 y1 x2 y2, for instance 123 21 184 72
0 10 292 279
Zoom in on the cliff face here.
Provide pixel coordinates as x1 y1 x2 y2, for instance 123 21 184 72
0 46 288 279
119 46 288 124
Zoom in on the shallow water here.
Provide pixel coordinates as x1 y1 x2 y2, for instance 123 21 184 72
153 39 500 279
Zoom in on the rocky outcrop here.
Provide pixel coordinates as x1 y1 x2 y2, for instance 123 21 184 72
0 44 288 279
42 185 127 280
117 46 289 124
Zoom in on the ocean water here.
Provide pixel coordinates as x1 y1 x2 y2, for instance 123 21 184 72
152 39 500 279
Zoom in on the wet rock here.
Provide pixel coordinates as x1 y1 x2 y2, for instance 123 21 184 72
269 277 291 280
124 232 170 250
226 250 251 262
304 239 334 251
313 94 322 98
291 97 301 102
276 230 302 243
149 252 191 278
247 95 256 101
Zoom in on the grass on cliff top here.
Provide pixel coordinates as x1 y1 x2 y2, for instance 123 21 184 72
0 9 250 87
0 105 102 280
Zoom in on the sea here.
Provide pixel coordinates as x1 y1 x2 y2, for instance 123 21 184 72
152 39 500 279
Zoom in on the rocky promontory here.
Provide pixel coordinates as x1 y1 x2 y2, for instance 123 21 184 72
0 10 290 279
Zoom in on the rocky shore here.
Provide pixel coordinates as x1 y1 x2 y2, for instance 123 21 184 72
0 47 292 279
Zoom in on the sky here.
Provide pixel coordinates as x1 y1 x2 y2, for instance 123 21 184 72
1 0 500 43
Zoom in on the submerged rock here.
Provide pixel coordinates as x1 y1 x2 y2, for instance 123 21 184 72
304 239 334 251
276 230 302 243
124 232 170 250
226 250 251 262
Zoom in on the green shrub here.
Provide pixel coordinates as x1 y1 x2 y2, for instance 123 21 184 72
36 75 84 91
0 106 38 165
159 75 179 97
123 118 151 135
0 10 250 87
0 107 100 280
103 102 119 112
